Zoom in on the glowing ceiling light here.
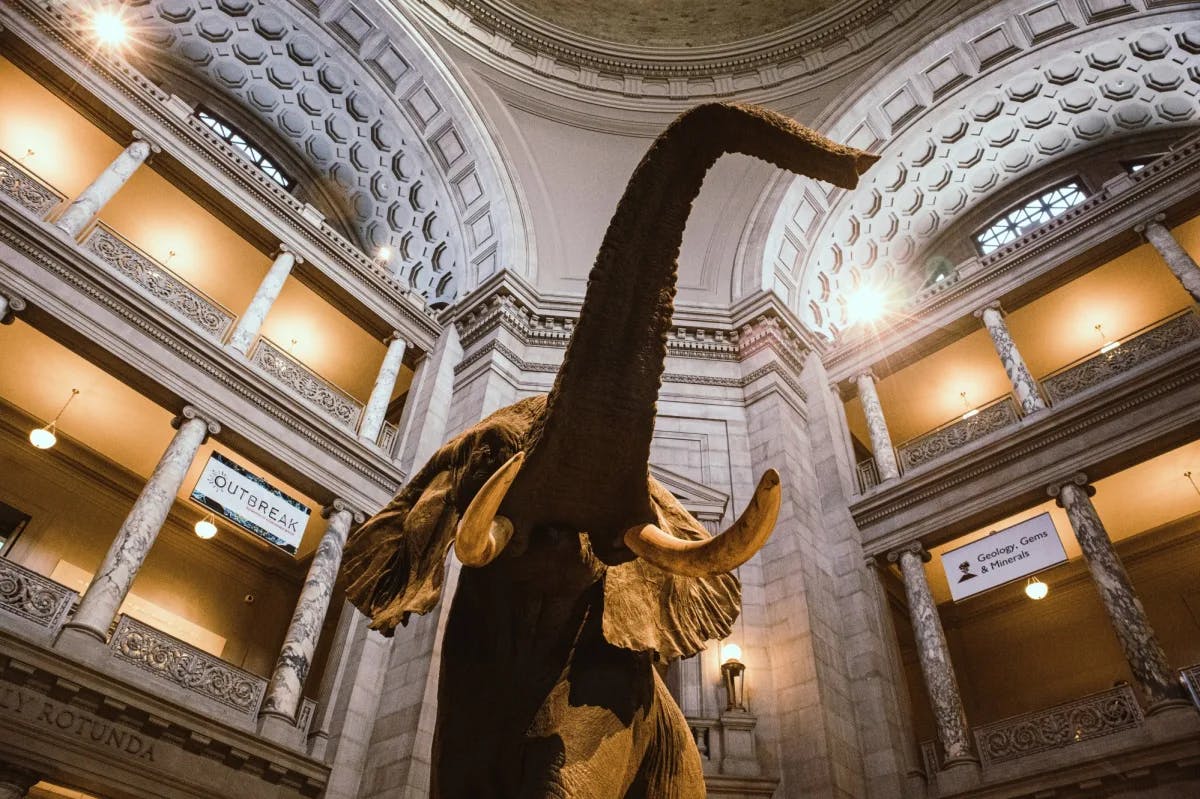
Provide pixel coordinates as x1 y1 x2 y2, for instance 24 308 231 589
1025 576 1048 600
1095 323 1120 354
846 285 888 325
376 245 392 262
29 388 79 451
194 514 218 540
960 391 979 421
92 8 130 48
720 642 743 664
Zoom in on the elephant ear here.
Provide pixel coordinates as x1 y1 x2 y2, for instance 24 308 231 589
342 395 544 635
602 477 740 662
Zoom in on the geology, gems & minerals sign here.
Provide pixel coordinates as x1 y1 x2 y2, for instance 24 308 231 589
191 452 311 555
940 512 1068 602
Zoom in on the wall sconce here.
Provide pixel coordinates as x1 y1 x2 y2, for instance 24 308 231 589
1095 323 1120 354
960 391 979 420
1025 576 1048 600
194 513 218 540
29 388 80 450
721 642 746 712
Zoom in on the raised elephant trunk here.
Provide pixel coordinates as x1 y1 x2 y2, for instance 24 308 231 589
506 103 877 552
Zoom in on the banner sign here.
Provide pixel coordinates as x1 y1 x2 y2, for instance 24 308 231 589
940 512 1067 601
191 452 311 555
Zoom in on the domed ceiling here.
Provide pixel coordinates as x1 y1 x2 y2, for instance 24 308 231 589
501 0 838 48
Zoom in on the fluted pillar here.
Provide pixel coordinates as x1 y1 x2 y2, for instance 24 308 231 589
261 499 363 720
974 302 1046 415
888 543 975 765
228 246 301 354
1136 214 1200 302
1048 474 1187 709
64 407 219 641
0 293 25 325
55 135 157 237
855 371 900 481
358 333 408 445
0 763 40 799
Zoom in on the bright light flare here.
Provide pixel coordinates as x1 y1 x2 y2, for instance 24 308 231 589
721 642 743 664
29 426 57 450
194 516 218 540
961 408 979 420
1100 340 1121 354
92 8 130 48
1025 576 1048 600
846 285 888 325
377 246 393 262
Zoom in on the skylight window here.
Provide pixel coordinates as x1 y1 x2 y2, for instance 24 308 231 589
973 180 1088 254
197 108 294 191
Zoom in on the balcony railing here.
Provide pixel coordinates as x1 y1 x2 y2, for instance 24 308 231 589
1040 309 1200 404
897 396 1020 473
972 684 1143 767
249 337 364 431
82 223 237 340
0 149 65 219
0 558 76 635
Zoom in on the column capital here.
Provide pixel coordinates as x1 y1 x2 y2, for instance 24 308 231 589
886 540 930 564
130 129 163 155
1047 472 1095 504
972 299 1004 319
172 405 222 439
0 292 26 324
276 242 305 264
384 330 407 346
1133 212 1167 235
323 498 365 524
854 369 880 386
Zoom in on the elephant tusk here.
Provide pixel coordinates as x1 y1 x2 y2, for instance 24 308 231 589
454 451 524 567
623 469 781 578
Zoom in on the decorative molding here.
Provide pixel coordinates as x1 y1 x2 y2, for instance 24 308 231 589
250 338 365 432
83 224 236 340
109 614 267 716
0 559 76 633
973 684 1144 767
0 150 64 219
897 396 1019 472
1041 311 1200 404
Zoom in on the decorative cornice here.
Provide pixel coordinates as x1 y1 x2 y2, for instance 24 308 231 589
324 499 367 525
885 541 929 564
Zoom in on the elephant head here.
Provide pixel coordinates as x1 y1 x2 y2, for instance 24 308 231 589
342 103 876 662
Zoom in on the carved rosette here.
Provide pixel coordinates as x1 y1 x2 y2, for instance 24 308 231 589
109 615 266 714
83 226 235 339
250 339 365 430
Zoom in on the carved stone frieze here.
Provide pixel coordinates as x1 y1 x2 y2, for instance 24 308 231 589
109 614 267 715
0 559 76 632
1041 311 1200 404
973 684 1144 766
897 396 1020 472
250 338 364 431
0 153 64 219
83 225 235 340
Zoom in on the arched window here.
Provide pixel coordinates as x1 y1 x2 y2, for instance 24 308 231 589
196 107 294 191
973 180 1087 254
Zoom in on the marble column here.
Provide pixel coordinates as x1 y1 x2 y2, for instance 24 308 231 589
55 135 157 237
65 407 219 641
888 542 975 764
855 371 900 481
0 293 25 325
228 246 301 354
262 499 363 720
1136 214 1200 302
0 763 40 799
1048 474 1187 708
974 302 1046 415
358 333 408 445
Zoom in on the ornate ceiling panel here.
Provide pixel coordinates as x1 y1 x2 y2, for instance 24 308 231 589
126 0 526 307
760 2 1200 337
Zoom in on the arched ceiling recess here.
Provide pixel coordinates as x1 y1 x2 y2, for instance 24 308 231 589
758 1 1200 338
125 0 529 307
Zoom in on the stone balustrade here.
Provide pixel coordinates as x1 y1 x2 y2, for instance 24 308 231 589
108 614 267 717
972 684 1143 767
896 395 1020 473
82 223 236 340
249 337 365 431
0 149 65 219
0 559 76 635
1040 310 1200 404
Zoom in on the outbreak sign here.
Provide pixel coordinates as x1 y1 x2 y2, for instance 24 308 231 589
940 512 1067 602
191 452 311 555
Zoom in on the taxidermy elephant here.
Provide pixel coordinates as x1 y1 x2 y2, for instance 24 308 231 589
342 103 877 799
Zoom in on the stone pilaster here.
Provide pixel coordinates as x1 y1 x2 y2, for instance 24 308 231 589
854 371 900 481
0 293 25 325
0 763 40 799
358 333 408 445
1136 214 1200 302
1048 474 1187 709
64 406 219 641
262 499 363 720
228 245 301 354
888 542 975 765
55 134 158 237
393 325 462 473
974 302 1046 415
